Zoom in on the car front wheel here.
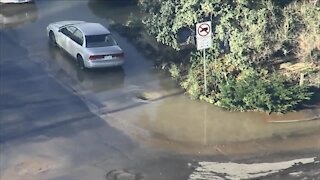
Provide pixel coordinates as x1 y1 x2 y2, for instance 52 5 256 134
49 31 57 47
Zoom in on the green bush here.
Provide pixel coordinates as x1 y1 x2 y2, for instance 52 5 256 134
138 0 318 113
110 16 143 41
181 68 202 99
215 72 313 113
168 64 181 80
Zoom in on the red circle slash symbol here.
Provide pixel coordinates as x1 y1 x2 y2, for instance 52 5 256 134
198 23 210 37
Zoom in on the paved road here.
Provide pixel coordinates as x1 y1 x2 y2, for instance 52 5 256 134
0 17 195 180
0 1 194 179
0 0 319 179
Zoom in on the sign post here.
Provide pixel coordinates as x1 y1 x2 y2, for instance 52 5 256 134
196 21 212 95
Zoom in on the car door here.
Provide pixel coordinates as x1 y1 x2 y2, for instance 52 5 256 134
55 27 66 47
58 26 76 54
68 28 84 58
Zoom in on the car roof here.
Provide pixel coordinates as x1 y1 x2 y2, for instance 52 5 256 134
73 22 110 36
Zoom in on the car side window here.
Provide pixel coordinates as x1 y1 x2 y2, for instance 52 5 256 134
60 27 69 36
60 26 76 39
72 29 84 46
105 35 117 46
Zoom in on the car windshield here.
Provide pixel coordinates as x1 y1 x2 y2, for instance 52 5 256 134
86 34 117 48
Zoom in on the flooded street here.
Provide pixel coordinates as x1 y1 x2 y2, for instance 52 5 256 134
10 0 319 150
109 95 320 145
1 0 319 179
44 0 320 151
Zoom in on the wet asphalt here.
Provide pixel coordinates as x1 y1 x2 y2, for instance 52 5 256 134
0 0 319 179
0 1 193 179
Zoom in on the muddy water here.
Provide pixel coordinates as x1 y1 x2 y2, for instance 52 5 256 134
9 0 317 152
85 1 320 149
109 94 320 145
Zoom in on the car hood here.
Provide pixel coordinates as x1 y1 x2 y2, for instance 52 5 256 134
87 46 123 55
51 20 85 28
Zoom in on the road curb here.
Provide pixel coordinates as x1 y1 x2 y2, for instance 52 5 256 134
266 115 320 123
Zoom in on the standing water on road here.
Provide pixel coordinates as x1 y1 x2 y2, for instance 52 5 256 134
82 0 320 153
2 1 319 179
5 0 318 153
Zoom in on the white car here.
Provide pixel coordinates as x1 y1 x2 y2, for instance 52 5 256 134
47 21 124 69
0 0 32 3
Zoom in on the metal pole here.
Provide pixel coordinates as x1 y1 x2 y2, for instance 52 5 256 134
203 49 207 95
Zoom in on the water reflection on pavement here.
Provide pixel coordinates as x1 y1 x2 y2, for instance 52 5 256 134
83 0 320 153
1 0 319 179
107 93 320 151
2 0 318 154
48 47 125 93
0 2 38 29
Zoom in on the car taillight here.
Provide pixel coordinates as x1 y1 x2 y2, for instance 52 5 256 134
89 55 105 60
113 53 124 58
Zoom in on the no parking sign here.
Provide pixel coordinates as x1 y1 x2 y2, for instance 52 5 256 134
196 21 212 50
196 21 212 95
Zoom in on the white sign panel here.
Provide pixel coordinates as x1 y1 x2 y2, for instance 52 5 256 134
196 21 212 50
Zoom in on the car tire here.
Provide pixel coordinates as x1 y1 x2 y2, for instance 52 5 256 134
49 31 57 47
77 55 86 70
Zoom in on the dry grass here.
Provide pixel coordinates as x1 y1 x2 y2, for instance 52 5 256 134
296 32 320 62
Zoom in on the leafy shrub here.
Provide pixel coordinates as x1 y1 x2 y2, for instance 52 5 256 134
168 64 181 80
280 2 320 62
215 72 313 113
181 68 202 99
138 0 318 113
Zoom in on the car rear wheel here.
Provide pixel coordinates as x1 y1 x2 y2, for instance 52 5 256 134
49 31 57 47
77 55 86 70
